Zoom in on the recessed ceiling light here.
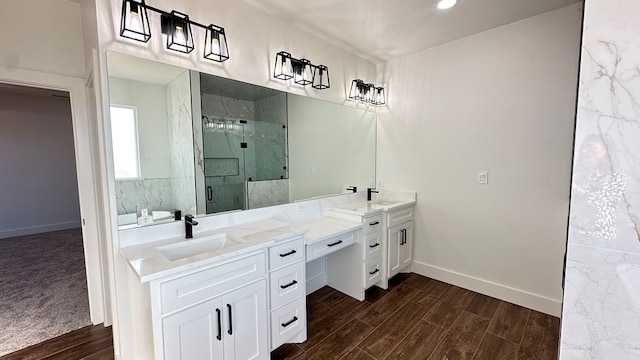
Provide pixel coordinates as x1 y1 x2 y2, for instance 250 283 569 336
437 0 457 10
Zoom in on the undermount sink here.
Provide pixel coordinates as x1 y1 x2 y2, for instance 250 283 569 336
372 200 400 206
157 233 244 261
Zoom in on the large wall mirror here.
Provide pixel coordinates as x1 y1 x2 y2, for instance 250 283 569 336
106 51 376 229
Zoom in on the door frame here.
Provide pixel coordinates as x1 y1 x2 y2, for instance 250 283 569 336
0 65 106 324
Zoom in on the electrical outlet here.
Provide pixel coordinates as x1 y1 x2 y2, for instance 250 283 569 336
478 171 488 184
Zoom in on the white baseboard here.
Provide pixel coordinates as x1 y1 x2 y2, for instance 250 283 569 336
306 273 327 295
0 221 82 239
411 260 562 317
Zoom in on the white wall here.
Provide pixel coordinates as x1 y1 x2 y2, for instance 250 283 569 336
108 77 171 179
0 90 81 238
0 0 85 78
377 4 583 315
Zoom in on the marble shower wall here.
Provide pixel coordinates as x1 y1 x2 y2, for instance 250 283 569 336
115 179 173 215
560 0 640 358
246 179 289 210
167 71 196 216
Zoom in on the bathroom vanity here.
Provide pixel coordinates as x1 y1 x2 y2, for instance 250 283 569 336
120 191 415 360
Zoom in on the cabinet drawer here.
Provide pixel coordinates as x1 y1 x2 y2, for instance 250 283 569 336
363 214 383 235
160 252 266 314
270 296 306 350
364 256 383 289
269 261 305 310
306 230 357 262
362 232 382 261
387 207 414 228
269 238 305 270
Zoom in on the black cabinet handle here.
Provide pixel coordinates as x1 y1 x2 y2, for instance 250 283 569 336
400 229 406 245
279 250 297 257
207 186 213 201
369 243 380 248
327 240 343 247
369 268 380 275
280 280 298 289
281 316 298 328
369 221 380 226
216 308 222 341
227 304 233 335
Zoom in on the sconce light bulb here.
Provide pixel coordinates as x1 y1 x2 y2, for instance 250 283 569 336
210 37 220 55
437 0 457 10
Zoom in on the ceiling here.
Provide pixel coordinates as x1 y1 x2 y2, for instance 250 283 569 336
242 0 582 63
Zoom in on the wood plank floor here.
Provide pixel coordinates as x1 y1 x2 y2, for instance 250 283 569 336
0 273 559 360
272 273 560 360
0 325 113 360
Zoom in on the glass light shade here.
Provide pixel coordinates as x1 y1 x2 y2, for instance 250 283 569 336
312 65 330 90
163 11 194 54
274 52 293 80
204 25 229 62
437 0 457 9
293 59 313 85
120 0 151 42
349 79 364 100
360 83 374 103
372 87 386 105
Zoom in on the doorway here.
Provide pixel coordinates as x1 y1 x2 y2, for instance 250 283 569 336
0 83 92 355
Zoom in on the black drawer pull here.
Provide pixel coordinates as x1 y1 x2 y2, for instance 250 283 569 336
216 308 222 341
280 280 298 289
327 240 343 247
369 221 380 226
369 268 380 275
227 304 233 335
281 316 298 328
279 250 297 257
369 243 380 248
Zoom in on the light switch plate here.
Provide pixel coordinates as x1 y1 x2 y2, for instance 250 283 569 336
478 171 488 184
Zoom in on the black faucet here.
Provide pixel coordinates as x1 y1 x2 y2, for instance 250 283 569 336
367 188 379 201
346 186 357 193
185 214 198 239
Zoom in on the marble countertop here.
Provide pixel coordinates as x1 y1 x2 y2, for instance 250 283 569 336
327 198 416 216
121 216 363 282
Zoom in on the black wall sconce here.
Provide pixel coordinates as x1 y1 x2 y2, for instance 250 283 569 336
273 52 330 90
349 79 385 105
119 0 229 62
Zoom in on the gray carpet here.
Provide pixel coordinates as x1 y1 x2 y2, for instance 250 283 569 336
0 228 91 356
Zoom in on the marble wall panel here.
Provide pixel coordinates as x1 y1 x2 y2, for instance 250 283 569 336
246 179 289 209
115 179 173 215
561 0 640 357
167 71 196 215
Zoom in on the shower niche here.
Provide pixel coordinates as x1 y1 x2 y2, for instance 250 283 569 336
193 72 288 214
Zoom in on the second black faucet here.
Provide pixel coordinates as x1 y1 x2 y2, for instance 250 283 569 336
185 214 199 239
367 188 379 201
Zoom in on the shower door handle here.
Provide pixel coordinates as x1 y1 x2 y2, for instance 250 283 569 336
207 186 213 201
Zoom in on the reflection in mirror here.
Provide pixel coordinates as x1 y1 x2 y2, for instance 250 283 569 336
107 52 196 228
106 51 376 230
192 73 288 214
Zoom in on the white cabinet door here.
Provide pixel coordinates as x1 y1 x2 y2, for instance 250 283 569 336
222 280 269 360
163 298 224 360
387 221 413 278
399 221 413 270
387 225 402 278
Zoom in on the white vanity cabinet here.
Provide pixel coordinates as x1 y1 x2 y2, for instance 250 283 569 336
386 206 415 278
150 252 269 360
267 236 307 350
